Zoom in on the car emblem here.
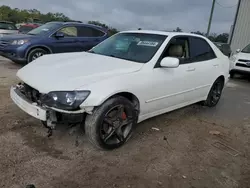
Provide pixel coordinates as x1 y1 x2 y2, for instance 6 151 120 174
246 62 250 66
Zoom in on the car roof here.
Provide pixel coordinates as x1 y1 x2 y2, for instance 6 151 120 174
46 21 107 31
120 30 208 39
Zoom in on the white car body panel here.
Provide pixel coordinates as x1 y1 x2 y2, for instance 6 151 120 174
13 30 230 123
17 52 143 93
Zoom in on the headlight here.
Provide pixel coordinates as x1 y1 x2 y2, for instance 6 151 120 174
41 90 90 110
11 39 29 45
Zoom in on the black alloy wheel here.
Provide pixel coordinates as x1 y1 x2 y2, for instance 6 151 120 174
204 78 224 107
85 96 137 150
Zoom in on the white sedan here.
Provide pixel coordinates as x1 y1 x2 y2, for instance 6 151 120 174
230 43 250 78
10 30 230 150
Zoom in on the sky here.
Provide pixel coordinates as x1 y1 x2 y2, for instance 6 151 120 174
0 0 239 34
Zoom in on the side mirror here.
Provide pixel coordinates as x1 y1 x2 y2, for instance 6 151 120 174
236 49 241 53
55 32 64 38
160 57 180 68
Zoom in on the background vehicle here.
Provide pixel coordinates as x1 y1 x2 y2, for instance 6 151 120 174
18 23 41 34
214 42 232 57
229 43 250 78
10 31 229 150
0 21 109 63
0 21 18 37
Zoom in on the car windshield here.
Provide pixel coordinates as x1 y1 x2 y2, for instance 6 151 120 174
90 33 167 63
242 44 250 53
0 22 17 30
27 22 61 35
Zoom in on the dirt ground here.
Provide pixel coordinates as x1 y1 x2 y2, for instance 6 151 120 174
0 57 250 188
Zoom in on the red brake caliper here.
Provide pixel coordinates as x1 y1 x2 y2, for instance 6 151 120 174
122 112 127 120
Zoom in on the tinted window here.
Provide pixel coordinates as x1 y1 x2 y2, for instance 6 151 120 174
78 26 105 37
91 33 167 63
189 37 216 62
58 26 77 37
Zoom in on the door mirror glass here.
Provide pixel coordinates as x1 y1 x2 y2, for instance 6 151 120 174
236 49 241 53
160 57 180 68
55 32 64 38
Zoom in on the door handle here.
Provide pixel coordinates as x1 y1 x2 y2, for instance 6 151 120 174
213 64 219 67
187 67 196 72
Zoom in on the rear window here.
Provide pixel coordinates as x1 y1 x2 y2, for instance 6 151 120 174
78 26 105 37
0 22 17 30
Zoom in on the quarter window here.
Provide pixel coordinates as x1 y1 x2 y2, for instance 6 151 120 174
78 26 105 37
189 37 216 62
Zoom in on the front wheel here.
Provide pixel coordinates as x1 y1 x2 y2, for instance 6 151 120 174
85 96 137 150
27 48 48 63
203 78 224 107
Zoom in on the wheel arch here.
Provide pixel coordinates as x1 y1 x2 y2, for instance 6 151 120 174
95 91 140 115
25 45 53 58
217 75 225 86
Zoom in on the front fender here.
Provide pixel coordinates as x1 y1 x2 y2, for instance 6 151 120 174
79 89 139 108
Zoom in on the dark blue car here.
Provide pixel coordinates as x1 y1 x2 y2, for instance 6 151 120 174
0 21 109 63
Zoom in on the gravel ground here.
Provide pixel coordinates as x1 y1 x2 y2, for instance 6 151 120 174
0 58 250 188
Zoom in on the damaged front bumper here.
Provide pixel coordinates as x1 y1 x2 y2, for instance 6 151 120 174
10 85 92 125
10 86 47 121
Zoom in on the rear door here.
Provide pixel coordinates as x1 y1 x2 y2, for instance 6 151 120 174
76 26 106 51
50 25 80 53
187 36 219 99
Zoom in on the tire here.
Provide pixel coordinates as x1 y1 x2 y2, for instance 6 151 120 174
230 72 235 79
27 48 48 63
203 78 224 107
85 96 137 150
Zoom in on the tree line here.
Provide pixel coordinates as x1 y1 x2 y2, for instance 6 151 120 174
0 5 118 36
0 5 229 42
173 27 229 43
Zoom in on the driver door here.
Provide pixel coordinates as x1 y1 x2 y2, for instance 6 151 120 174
142 36 198 115
49 26 80 53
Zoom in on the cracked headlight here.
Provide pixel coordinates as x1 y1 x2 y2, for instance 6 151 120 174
41 91 90 110
11 39 29 45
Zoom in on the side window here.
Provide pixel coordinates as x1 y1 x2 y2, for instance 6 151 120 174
161 37 190 64
78 26 105 37
58 26 77 37
189 37 216 62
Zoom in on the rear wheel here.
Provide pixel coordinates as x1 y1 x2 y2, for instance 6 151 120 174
27 48 48 63
85 96 137 150
203 78 224 107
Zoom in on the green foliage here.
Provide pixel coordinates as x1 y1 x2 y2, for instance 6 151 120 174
191 30 229 43
173 27 182 32
0 6 119 36
0 5 71 23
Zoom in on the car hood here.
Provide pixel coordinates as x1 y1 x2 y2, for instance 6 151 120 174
0 33 37 40
0 29 18 35
17 52 143 93
236 52 250 60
